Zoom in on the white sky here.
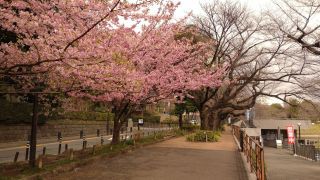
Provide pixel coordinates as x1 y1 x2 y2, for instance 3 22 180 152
174 0 275 19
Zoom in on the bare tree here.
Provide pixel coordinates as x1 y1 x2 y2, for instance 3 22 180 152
189 0 307 130
270 0 320 101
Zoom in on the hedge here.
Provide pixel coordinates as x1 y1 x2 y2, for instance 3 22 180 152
186 130 221 142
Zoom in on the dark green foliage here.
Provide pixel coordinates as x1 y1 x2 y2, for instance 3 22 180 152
186 130 221 142
287 99 300 118
173 99 197 116
0 98 114 124
62 111 112 121
270 103 283 110
131 112 160 123
181 124 200 132
0 99 47 124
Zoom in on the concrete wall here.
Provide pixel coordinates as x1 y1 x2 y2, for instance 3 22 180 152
0 121 108 143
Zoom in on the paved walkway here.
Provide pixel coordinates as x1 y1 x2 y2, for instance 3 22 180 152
52 128 248 180
265 147 320 180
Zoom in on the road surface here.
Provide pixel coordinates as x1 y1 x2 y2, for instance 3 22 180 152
0 127 168 163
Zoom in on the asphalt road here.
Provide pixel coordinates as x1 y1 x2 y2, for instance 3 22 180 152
265 147 320 180
0 127 168 163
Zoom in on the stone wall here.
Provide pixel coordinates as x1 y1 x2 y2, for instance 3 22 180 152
0 121 109 143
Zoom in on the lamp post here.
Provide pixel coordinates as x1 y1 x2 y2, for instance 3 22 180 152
297 122 301 141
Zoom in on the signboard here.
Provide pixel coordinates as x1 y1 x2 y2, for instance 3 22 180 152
127 118 133 128
276 140 282 148
138 119 144 125
287 125 295 144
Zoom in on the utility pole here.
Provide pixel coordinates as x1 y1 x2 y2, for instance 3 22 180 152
29 94 39 167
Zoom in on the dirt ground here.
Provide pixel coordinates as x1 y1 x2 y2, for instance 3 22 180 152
49 128 248 180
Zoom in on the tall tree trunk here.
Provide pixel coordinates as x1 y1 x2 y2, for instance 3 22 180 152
178 113 183 129
208 111 222 131
199 107 210 130
111 117 121 144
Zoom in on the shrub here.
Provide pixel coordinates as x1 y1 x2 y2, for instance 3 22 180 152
174 129 188 136
181 124 200 132
63 111 111 121
186 130 221 142
131 114 161 123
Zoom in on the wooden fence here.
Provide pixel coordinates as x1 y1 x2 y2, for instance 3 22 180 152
232 125 265 180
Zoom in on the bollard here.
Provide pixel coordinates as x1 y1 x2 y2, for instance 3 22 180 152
25 142 30 161
97 129 100 137
14 152 19 163
130 127 133 132
42 147 46 155
57 132 62 142
80 130 84 139
65 144 68 152
58 143 62 155
101 136 104 145
82 135 87 150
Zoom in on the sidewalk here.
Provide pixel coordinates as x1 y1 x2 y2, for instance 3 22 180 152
52 127 248 180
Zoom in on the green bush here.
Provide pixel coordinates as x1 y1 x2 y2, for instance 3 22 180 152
0 99 48 124
181 124 200 132
174 129 188 136
63 111 112 121
186 130 221 142
131 113 160 123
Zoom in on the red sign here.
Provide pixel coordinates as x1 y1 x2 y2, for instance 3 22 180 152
287 126 295 144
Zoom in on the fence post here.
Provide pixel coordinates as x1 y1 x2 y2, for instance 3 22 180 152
240 130 244 152
69 148 74 161
261 149 265 180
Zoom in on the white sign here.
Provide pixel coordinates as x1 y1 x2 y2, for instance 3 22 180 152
127 118 133 128
138 119 144 125
276 140 282 148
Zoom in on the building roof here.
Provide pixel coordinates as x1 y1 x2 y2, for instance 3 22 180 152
253 119 312 130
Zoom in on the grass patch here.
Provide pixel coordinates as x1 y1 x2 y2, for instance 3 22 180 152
301 124 320 135
186 130 221 142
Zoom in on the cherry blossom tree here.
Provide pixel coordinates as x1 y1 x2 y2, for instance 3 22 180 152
56 4 225 144
2 0 211 166
1 0 225 147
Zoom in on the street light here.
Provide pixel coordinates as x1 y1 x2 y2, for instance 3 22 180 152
297 122 301 141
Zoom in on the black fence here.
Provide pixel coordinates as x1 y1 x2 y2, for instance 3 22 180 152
296 144 320 161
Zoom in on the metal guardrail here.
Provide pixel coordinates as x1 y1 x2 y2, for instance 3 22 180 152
296 144 319 161
232 125 265 180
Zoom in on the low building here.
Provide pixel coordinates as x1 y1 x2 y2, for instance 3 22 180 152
253 119 312 147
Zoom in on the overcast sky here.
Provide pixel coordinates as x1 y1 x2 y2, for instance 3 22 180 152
174 0 275 19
